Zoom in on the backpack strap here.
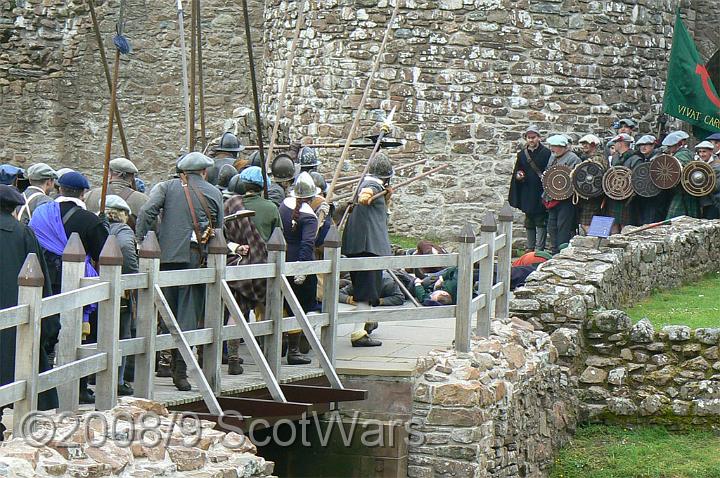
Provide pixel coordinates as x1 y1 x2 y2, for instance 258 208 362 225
62 205 81 225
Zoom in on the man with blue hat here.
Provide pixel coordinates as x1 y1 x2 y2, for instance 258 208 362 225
0 185 60 430
544 134 582 254
706 132 720 156
17 162 57 224
237 166 281 242
136 151 223 391
0 164 25 187
663 131 700 219
29 170 107 404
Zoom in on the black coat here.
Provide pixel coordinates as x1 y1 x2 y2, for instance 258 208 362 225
0 212 59 410
341 177 392 257
508 144 551 215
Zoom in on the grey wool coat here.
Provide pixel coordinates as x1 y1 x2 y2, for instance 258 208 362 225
136 173 224 264
341 176 392 257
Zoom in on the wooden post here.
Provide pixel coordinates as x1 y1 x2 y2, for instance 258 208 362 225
321 225 341 366
477 212 497 338
56 233 86 411
134 231 161 399
95 236 124 410
265 228 286 378
13 254 45 435
454 223 475 354
203 229 227 394
495 203 514 320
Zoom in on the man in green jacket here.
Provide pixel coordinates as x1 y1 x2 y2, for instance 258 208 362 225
413 267 459 305
663 131 700 219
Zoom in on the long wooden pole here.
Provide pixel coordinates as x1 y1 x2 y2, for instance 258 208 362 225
189 0 197 151
241 0 268 198
177 0 191 151
99 49 121 214
87 0 130 160
368 163 449 203
265 2 305 171
325 2 400 202
195 0 206 150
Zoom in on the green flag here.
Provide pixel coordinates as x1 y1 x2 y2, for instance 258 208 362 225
662 12 720 134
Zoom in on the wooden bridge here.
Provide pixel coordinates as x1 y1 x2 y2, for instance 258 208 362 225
0 206 514 434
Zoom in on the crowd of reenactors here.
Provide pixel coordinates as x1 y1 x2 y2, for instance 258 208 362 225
509 119 720 253
0 130 429 421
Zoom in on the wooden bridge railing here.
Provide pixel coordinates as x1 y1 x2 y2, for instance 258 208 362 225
0 204 514 433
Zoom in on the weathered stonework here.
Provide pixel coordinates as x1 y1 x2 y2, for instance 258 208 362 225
409 317 577 477
508 218 720 426
262 0 718 237
0 0 266 183
511 217 720 333
0 397 275 477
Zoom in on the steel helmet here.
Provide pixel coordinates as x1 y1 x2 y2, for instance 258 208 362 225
216 132 245 153
227 175 246 195
271 154 299 182
291 172 320 199
298 147 320 169
247 151 262 168
217 164 238 188
239 166 269 187
368 153 394 179
310 171 327 194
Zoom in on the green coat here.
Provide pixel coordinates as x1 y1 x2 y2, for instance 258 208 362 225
666 148 700 219
242 193 282 243
414 267 459 304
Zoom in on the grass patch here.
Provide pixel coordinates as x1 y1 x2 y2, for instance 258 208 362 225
389 234 420 250
625 272 720 329
550 425 720 478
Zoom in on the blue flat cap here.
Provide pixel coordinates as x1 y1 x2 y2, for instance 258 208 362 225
0 184 25 207
57 171 90 190
0 164 25 185
706 133 720 141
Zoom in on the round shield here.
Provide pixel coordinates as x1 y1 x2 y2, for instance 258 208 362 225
631 162 660 198
542 165 574 201
603 166 634 200
681 160 717 197
649 154 682 189
571 161 605 199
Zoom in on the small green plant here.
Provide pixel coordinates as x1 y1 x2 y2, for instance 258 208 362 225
626 272 720 329
550 425 720 478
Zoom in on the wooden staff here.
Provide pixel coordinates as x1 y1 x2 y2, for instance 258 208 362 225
189 0 197 151
265 2 305 171
241 0 269 197
622 216 682 235
176 0 191 151
87 0 130 160
99 8 130 214
368 163 449 203
386 269 421 308
325 1 400 202
195 0 206 150
248 139 404 150
334 158 428 192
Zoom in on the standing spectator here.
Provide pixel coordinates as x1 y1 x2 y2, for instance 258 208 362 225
17 163 57 224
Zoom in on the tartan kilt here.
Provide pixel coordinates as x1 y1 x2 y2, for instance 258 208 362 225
666 190 701 219
577 197 603 226
604 198 634 226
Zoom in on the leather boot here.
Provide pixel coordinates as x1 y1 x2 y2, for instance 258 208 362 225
172 352 191 391
228 357 244 375
156 350 172 377
535 227 547 252
286 334 311 365
227 339 244 375
526 227 537 252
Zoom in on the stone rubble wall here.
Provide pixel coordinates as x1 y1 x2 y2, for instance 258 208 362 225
510 218 720 333
0 0 267 184
408 317 577 478
0 397 275 477
260 0 716 237
561 310 720 426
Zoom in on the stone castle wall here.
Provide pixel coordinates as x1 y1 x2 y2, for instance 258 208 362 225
0 0 265 184
409 317 577 477
261 0 715 237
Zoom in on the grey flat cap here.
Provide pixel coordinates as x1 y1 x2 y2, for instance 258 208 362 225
524 125 541 137
105 194 131 213
177 152 213 171
109 157 139 174
26 163 58 181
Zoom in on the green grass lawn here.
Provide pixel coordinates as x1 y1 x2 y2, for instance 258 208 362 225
625 272 720 329
389 234 421 250
550 425 720 478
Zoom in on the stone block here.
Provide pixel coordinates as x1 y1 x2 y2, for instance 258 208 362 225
630 319 654 343
431 382 481 407
167 446 207 471
695 328 720 345
579 366 607 384
607 367 627 386
590 310 631 333
663 325 691 342
426 407 485 426
551 328 580 357
606 397 637 415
